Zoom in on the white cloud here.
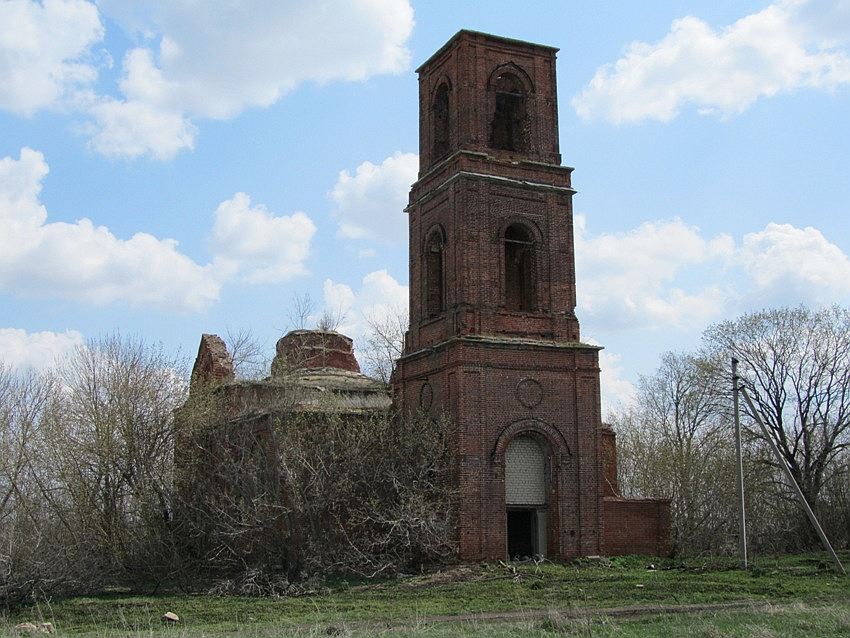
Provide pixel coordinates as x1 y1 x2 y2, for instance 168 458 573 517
84 93 197 161
100 0 413 119
576 213 850 333
0 0 103 115
598 349 637 417
330 152 418 243
738 222 850 302
575 214 734 330
0 1 414 159
0 148 318 309
321 269 408 377
210 193 316 284
573 0 850 123
0 147 220 311
322 269 408 338
84 0 414 158
0 327 84 371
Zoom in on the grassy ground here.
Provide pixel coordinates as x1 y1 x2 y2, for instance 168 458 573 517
1 553 848 636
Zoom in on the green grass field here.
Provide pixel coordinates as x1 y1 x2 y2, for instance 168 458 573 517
2 553 848 636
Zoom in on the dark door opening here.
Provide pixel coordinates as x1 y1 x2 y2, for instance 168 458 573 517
507 509 536 559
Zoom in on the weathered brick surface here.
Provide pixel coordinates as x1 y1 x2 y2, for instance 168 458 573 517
272 330 361 375
603 497 672 556
394 31 670 561
601 425 619 498
190 333 234 390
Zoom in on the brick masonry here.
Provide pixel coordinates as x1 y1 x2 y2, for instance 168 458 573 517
603 498 672 556
393 30 670 561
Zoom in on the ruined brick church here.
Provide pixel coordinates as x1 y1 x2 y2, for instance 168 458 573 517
186 30 670 560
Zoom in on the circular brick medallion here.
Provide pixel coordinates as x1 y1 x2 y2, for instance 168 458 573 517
419 382 434 410
516 378 543 408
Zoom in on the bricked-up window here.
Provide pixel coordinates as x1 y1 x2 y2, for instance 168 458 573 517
425 230 445 317
504 224 535 311
432 83 450 160
490 73 527 151
505 435 547 505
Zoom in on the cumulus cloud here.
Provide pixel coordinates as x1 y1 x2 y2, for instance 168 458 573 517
210 192 317 284
330 152 418 243
84 94 197 161
322 270 408 337
737 222 850 302
0 148 317 311
598 349 637 416
321 270 408 377
0 1 414 158
0 328 84 371
0 147 221 311
84 0 415 158
576 213 850 332
572 0 850 123
575 214 734 330
0 0 104 115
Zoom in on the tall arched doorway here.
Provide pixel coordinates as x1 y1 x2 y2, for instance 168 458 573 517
505 434 548 558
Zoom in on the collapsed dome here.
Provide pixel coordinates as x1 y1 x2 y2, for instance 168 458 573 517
272 329 361 375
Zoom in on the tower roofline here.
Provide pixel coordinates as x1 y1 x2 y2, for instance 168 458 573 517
416 29 559 73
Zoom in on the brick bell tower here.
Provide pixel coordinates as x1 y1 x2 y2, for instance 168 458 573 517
393 31 604 561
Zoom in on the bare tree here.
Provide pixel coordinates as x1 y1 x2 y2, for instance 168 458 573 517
46 335 187 572
703 306 850 511
360 307 408 383
615 306 850 554
0 364 84 606
286 292 317 331
612 352 738 553
315 307 346 332
279 408 456 576
0 365 46 522
225 327 268 379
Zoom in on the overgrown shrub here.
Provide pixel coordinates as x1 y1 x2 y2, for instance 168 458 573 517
177 396 457 584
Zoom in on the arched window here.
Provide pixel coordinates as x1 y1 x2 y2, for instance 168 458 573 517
504 224 535 311
432 83 450 160
425 230 445 317
489 73 527 151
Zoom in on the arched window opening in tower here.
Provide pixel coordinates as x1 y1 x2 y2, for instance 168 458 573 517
426 230 445 317
490 73 527 152
432 83 450 160
504 224 535 311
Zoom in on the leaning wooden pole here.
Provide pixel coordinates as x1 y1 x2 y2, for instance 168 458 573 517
731 358 748 569
738 386 846 576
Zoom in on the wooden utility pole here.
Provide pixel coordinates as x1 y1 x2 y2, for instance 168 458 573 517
738 383 845 576
731 358 748 569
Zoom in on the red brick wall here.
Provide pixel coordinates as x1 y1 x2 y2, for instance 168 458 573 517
395 336 604 560
601 426 619 497
603 497 671 557
406 173 580 351
406 32 580 349
416 30 562 173
274 330 360 373
396 31 669 563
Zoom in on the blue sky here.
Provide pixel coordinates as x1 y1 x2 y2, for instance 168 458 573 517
2 0 849 412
